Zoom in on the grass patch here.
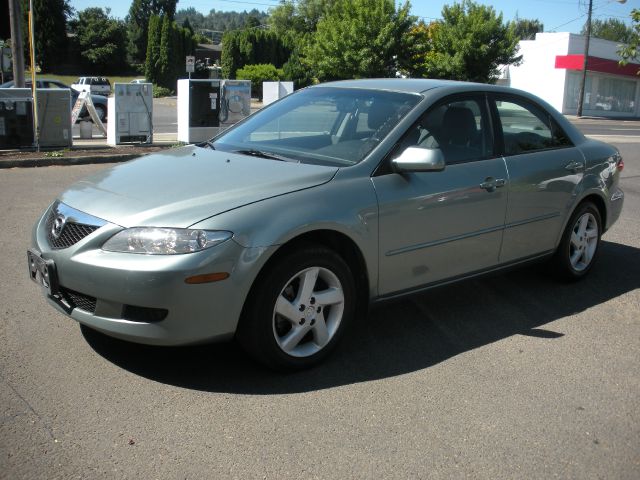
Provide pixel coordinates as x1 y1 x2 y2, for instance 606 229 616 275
43 151 64 157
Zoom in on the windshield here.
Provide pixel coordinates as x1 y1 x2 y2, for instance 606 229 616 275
213 87 421 167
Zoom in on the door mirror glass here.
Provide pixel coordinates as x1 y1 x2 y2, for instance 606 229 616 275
392 147 446 172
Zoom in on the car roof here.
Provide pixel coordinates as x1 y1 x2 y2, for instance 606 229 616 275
315 78 479 94
313 78 543 97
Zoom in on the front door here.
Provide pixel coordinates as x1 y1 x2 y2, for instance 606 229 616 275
372 95 509 296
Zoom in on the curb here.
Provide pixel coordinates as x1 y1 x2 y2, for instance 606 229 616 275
0 153 141 169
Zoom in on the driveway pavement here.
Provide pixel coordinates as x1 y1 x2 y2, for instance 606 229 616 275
0 126 638 479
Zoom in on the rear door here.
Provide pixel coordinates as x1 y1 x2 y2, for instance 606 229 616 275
490 94 583 263
372 94 509 295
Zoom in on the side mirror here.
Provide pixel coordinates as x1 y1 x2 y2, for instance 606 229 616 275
392 147 446 173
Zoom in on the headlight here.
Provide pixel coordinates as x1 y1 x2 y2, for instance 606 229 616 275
102 228 232 255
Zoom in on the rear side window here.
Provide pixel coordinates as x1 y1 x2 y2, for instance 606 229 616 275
494 96 572 156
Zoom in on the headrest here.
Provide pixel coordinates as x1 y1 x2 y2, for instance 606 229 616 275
442 107 477 145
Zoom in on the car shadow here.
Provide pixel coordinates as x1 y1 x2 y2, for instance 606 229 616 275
82 240 640 394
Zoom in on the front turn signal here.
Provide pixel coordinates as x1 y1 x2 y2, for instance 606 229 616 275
184 272 230 284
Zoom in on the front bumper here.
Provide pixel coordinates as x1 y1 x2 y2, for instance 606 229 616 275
31 206 273 346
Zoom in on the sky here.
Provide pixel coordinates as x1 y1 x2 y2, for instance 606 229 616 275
68 0 639 33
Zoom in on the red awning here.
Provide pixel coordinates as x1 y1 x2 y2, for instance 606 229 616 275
555 54 640 78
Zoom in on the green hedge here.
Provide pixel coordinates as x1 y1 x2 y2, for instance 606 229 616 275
236 64 284 99
221 29 291 80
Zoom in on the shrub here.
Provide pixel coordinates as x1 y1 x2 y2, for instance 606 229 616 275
235 63 283 99
282 53 314 90
153 85 173 98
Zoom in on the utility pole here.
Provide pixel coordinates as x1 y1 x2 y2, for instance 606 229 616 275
8 0 26 87
576 0 592 118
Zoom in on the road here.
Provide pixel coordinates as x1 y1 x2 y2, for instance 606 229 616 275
0 123 638 479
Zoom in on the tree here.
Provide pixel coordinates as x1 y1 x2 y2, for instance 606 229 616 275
144 14 162 83
175 8 269 34
510 15 543 41
126 0 177 64
619 8 639 73
145 14 198 90
72 7 127 73
182 17 194 35
245 16 262 29
221 28 291 79
269 0 337 38
305 0 416 81
22 0 72 72
583 17 634 43
282 52 314 89
414 0 521 83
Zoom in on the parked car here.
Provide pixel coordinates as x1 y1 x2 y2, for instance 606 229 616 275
130 78 149 84
0 78 108 122
27 79 624 370
71 76 111 95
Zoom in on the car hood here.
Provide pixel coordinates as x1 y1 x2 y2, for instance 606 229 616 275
59 145 339 228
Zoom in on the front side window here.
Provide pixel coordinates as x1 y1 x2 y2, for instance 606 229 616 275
214 87 421 166
395 96 493 165
494 96 572 155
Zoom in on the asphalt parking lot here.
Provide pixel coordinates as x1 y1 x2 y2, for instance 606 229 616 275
0 122 638 479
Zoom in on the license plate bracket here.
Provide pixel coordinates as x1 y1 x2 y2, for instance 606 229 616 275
27 249 60 296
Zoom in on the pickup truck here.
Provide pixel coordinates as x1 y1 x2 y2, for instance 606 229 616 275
71 77 111 95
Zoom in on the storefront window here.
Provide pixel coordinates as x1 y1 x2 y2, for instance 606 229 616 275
565 71 637 114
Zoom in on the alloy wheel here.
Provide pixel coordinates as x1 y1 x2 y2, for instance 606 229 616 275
272 266 345 358
569 212 599 272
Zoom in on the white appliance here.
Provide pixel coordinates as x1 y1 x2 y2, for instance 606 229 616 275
0 88 33 148
177 79 221 143
262 81 294 106
107 83 153 145
37 88 72 148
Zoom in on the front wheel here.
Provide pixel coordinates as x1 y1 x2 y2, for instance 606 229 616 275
93 104 106 122
237 245 356 371
553 201 602 281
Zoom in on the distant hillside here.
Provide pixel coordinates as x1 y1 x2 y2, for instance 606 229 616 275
175 8 269 42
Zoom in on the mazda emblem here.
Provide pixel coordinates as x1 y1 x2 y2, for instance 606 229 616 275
51 214 66 239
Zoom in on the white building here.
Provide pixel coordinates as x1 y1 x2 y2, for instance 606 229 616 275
505 32 640 117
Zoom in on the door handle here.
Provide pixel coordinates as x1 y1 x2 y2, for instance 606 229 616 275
480 177 506 192
565 161 584 172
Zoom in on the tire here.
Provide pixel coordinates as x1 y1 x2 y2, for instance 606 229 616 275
94 104 106 122
237 245 356 371
552 201 602 281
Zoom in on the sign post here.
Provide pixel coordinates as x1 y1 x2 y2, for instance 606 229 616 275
186 55 195 80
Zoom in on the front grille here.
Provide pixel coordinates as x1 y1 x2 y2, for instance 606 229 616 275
61 287 97 313
46 209 99 249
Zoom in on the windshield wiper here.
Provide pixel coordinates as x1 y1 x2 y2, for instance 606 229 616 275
197 140 215 150
233 149 297 162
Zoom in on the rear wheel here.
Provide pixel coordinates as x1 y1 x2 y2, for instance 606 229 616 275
237 245 355 371
553 201 602 281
